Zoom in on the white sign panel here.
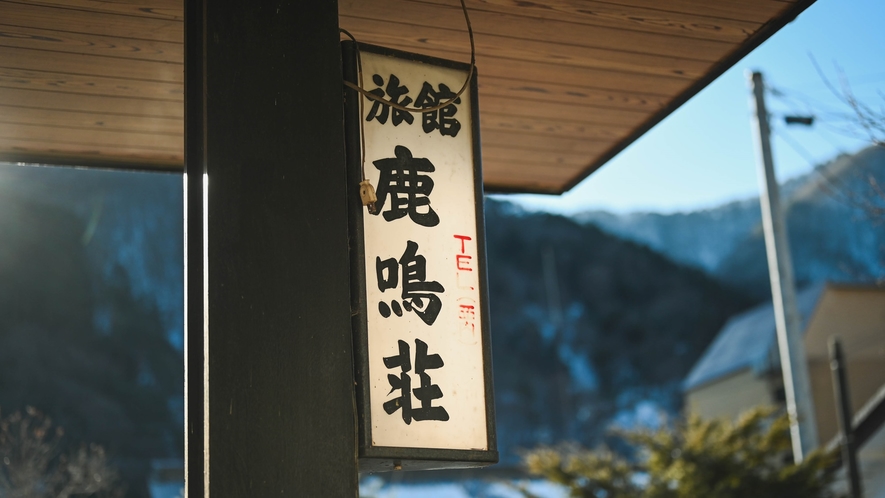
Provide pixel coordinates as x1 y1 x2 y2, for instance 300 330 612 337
344 43 495 469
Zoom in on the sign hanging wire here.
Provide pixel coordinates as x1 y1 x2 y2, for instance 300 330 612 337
340 0 475 115
340 0 476 213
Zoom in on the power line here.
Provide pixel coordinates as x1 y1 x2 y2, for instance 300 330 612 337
813 127 849 153
772 126 820 167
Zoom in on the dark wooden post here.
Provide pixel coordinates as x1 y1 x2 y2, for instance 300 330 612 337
829 337 863 498
185 0 358 496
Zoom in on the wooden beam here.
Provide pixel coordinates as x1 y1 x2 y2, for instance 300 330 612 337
0 121 180 149
480 94 649 126
339 2 733 61
0 87 182 117
0 103 181 135
0 67 183 101
12 0 183 21
590 0 797 23
341 16 717 78
0 24 183 63
0 45 183 83
0 137 182 168
0 1 182 43
410 0 762 41
482 144 602 169
481 129 613 152
480 112 631 140
477 75 669 112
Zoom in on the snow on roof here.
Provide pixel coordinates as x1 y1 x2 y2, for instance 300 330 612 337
682 283 825 392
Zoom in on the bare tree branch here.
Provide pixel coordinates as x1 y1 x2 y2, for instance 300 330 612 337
811 56 885 147
0 407 123 498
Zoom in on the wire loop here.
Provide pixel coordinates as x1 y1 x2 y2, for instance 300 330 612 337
340 0 475 211
340 0 475 114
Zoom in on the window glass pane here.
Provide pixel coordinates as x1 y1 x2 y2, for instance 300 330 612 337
0 163 183 498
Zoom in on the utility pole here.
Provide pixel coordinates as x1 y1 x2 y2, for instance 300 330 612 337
749 71 819 462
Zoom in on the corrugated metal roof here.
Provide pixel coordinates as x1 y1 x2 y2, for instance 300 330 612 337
682 283 825 392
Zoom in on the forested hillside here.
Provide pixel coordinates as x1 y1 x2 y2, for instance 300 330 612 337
578 146 885 299
485 200 750 462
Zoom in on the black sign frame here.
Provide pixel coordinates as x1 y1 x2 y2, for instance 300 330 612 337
342 41 497 472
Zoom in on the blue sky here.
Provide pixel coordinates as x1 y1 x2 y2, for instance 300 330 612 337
501 0 885 215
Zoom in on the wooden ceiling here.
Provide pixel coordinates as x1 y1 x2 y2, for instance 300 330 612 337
0 0 183 169
0 0 814 193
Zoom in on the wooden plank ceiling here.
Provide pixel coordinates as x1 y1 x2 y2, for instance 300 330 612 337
0 0 813 193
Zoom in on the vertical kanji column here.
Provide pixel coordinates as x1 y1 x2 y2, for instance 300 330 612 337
185 0 357 496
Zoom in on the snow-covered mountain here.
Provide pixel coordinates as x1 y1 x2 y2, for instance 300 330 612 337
576 146 885 298
575 198 759 274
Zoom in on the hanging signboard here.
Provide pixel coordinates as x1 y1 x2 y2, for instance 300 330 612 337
343 42 497 472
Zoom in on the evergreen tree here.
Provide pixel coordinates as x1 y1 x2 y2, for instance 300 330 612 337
522 408 837 498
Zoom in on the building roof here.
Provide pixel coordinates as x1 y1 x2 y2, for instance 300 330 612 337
0 0 816 193
682 283 825 392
